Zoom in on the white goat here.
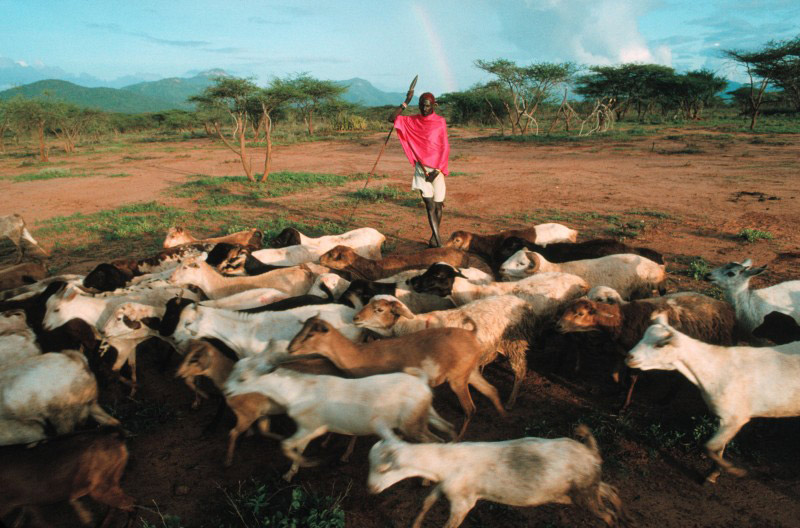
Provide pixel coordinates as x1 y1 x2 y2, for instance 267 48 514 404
224 365 454 481
0 310 41 368
307 273 351 300
168 258 314 299
626 313 800 482
446 272 590 312
708 259 800 336
162 302 361 357
367 426 623 528
271 226 385 260
0 351 119 446
353 294 537 409
198 288 289 310
500 251 665 300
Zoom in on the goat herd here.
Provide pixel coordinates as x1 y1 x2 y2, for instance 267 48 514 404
1 212 799 528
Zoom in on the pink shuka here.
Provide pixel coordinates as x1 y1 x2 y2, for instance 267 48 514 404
393 113 450 175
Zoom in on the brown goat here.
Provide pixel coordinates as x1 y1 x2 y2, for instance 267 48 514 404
444 229 540 263
0 428 135 528
287 316 507 439
162 226 263 249
0 262 48 291
318 245 471 281
557 293 737 409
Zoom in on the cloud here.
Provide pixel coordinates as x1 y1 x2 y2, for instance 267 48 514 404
86 22 208 48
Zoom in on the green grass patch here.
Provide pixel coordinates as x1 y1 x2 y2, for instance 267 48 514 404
626 210 672 219
347 185 418 203
106 172 132 178
12 169 92 182
122 154 158 161
738 228 773 243
685 257 712 281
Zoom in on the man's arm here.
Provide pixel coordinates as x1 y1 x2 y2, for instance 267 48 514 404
388 88 415 123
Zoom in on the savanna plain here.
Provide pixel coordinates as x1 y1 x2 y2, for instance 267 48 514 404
1 118 799 528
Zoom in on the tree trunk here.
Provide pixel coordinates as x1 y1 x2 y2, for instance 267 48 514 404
37 123 48 162
260 114 273 183
307 110 314 135
238 121 253 181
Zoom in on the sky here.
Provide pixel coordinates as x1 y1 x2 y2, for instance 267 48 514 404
1 0 798 93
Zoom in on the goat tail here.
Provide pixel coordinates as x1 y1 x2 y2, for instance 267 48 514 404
461 315 478 333
574 424 600 457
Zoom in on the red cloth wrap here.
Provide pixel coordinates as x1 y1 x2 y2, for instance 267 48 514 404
393 113 450 175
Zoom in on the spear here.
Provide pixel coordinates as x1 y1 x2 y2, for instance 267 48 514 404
360 74 418 191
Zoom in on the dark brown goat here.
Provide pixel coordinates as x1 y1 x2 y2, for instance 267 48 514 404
319 245 471 281
0 428 135 528
557 293 736 409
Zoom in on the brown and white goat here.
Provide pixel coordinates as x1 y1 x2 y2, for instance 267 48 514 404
162 226 263 249
319 245 471 281
287 316 507 439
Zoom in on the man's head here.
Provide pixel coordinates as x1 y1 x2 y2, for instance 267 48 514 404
419 92 436 116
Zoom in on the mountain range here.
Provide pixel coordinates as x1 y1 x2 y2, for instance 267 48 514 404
0 66 406 113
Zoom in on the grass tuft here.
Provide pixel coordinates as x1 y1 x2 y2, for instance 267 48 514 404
738 228 773 243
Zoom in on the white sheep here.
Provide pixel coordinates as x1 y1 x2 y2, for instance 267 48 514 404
0 351 119 446
367 425 623 528
626 313 800 482
500 250 666 300
224 364 454 481
353 294 537 409
707 259 800 337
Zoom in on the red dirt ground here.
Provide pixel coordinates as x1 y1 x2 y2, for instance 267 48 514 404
1 126 799 528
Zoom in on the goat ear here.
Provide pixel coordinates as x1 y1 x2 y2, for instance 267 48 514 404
651 311 669 326
454 267 467 279
745 265 767 277
741 258 753 268
64 288 79 302
391 302 415 320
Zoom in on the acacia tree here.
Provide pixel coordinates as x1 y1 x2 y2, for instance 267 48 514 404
190 76 260 181
52 103 104 153
724 36 800 129
252 80 294 182
6 97 60 161
475 59 576 134
656 70 727 120
575 64 675 121
285 74 346 135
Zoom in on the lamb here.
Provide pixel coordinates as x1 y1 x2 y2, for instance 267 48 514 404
162 226 263 249
287 315 507 439
168 258 315 299
158 298 362 357
0 213 49 263
557 292 737 408
0 427 135 528
367 425 624 528
353 294 537 409
500 250 666 300
225 362 455 481
269 226 385 260
0 351 119 446
319 245 471 281
409 265 590 314
444 223 578 272
626 313 800 482
707 259 800 338
0 262 48 291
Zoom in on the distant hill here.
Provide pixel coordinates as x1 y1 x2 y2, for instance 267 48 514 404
121 70 224 109
0 79 180 113
336 78 408 107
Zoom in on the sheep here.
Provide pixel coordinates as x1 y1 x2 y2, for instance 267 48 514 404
443 223 578 271
319 245 471 281
225 362 455 481
626 313 800 482
500 250 666 300
287 315 507 439
409 265 590 314
354 294 538 409
0 427 135 528
367 425 624 528
168 258 315 299
0 262 48 291
162 226 263 249
588 285 626 305
158 298 362 357
557 292 737 409
707 259 800 338
270 226 386 260
0 350 119 446
492 236 664 275
0 214 49 263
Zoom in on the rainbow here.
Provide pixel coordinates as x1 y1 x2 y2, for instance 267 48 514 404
412 3 458 94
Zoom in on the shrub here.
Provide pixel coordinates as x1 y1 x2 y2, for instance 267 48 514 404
738 228 773 243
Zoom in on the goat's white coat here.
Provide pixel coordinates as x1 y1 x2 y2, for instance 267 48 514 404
168 259 313 299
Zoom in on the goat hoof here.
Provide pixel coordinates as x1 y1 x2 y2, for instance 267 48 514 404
705 470 721 484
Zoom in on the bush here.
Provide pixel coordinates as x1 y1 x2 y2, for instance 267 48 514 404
738 228 773 243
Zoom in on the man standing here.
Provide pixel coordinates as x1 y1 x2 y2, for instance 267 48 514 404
389 90 450 247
